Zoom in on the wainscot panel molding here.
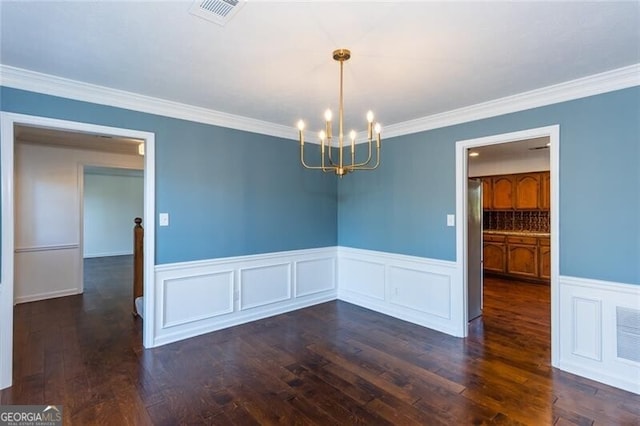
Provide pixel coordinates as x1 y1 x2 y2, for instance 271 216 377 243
83 250 133 259
558 275 640 394
337 247 462 337
14 247 82 304
153 247 337 347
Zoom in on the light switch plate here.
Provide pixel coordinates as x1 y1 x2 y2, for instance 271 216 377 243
159 213 169 227
447 214 455 227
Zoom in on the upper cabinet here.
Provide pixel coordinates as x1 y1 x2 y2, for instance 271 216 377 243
540 172 551 210
481 171 550 211
482 178 492 210
492 176 514 209
515 173 541 209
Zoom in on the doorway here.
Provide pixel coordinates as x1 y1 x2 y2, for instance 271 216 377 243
82 166 144 260
0 112 156 389
455 125 560 366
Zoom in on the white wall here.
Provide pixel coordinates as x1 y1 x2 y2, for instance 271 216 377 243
14 142 143 303
83 169 143 258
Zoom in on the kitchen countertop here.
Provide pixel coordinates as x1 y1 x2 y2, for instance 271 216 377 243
483 230 550 238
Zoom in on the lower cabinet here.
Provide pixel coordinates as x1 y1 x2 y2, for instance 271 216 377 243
506 235 538 279
483 233 550 282
484 243 506 273
539 239 551 280
483 234 506 273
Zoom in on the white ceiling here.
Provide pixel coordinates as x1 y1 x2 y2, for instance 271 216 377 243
467 136 550 172
1 1 639 134
469 136 549 159
15 125 143 156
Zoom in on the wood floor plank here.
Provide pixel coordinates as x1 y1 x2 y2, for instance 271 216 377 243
1 257 639 425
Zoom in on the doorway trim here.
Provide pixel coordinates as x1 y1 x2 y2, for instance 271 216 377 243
455 125 560 366
0 112 156 389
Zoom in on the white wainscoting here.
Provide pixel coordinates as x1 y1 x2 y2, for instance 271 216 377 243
153 247 337 347
14 245 82 304
337 247 463 337
558 275 640 394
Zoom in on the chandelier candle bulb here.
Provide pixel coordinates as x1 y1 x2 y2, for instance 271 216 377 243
366 111 374 140
324 109 332 138
297 120 305 145
350 130 356 152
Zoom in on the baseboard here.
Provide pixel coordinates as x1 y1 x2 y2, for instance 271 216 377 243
83 251 133 258
153 247 338 347
15 288 81 304
337 246 463 337
558 275 640 395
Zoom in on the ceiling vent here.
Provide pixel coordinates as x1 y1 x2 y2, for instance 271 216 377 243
189 0 244 26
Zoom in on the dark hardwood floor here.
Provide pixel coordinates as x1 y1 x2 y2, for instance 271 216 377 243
1 257 639 425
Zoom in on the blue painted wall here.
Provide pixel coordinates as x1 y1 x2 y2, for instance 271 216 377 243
2 86 638 284
339 87 640 285
0 87 338 264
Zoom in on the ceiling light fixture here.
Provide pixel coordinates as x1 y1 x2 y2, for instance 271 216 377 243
469 151 479 157
297 49 381 177
138 142 145 156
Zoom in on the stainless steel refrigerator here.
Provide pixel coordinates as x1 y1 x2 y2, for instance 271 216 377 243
468 179 483 320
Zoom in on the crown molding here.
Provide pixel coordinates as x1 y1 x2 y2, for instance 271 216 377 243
0 65 297 141
384 63 640 139
1 63 638 142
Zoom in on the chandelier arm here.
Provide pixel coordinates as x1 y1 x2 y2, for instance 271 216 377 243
351 138 374 167
351 143 355 167
326 137 337 166
352 145 381 170
301 146 330 171
301 145 337 173
321 143 332 173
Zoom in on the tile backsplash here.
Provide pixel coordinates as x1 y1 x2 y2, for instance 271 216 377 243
483 210 550 233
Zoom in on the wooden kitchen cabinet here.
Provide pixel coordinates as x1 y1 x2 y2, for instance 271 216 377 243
480 171 550 211
540 171 551 210
539 238 551 279
483 234 506 273
492 176 514 209
482 178 492 210
507 236 538 278
484 233 549 283
515 173 541 209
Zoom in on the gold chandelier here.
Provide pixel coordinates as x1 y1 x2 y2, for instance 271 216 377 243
297 48 381 177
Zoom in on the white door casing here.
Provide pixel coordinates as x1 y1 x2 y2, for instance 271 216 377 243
455 125 560 366
0 112 157 389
